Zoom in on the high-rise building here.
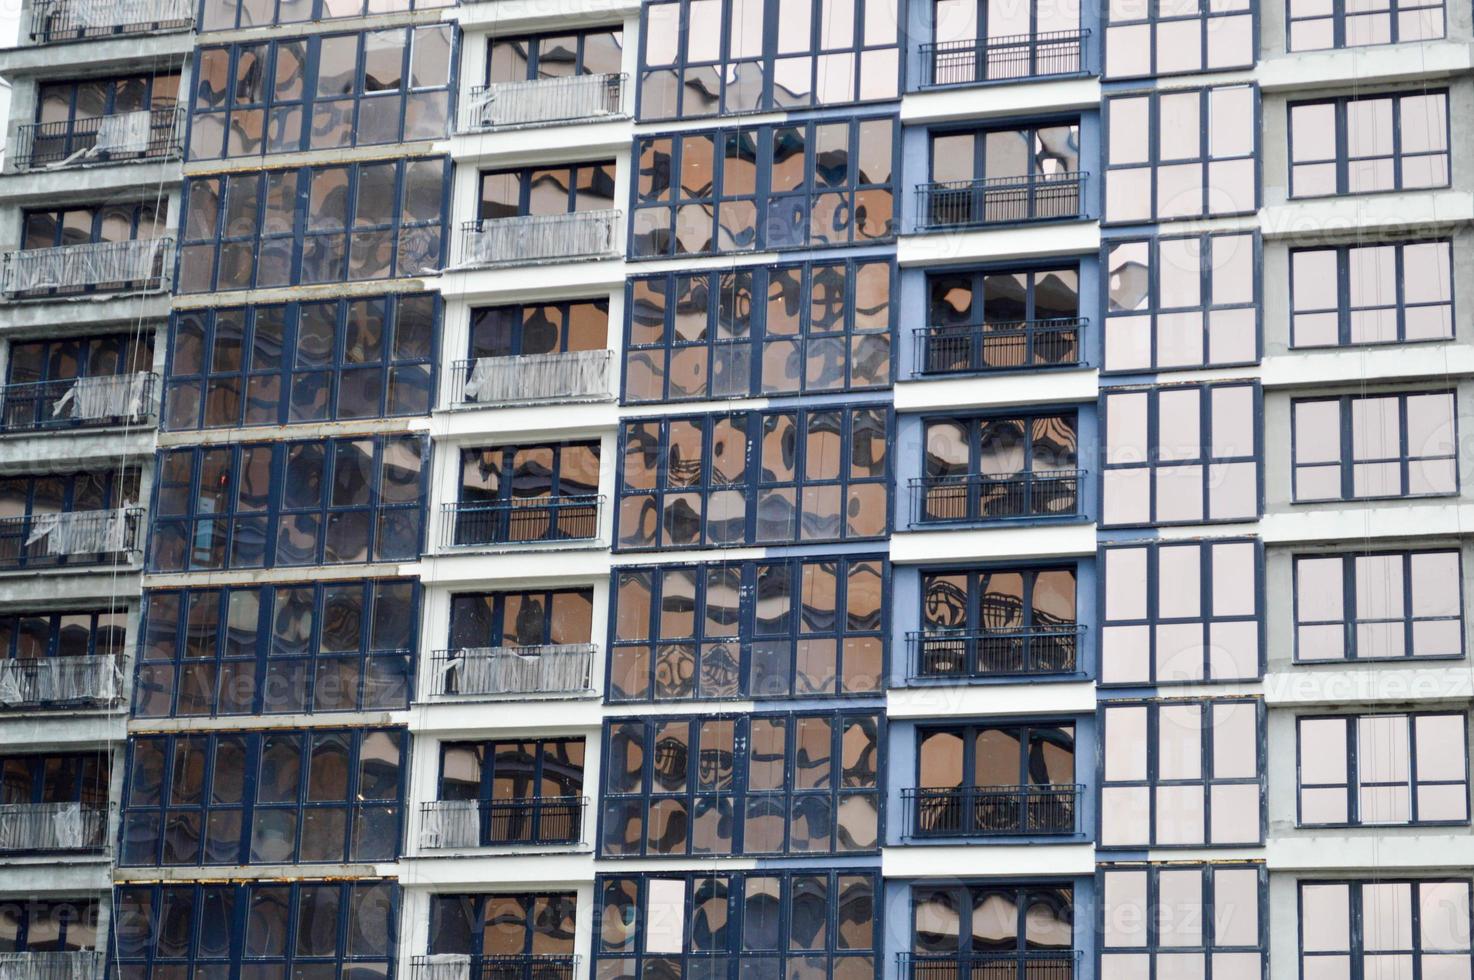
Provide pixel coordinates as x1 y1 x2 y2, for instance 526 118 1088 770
0 0 1464 976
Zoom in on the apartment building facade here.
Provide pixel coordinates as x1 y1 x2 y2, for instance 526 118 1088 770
0 0 1464 975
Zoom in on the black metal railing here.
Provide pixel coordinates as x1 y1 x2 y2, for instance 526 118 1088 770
917 172 1086 230
442 496 602 549
1 237 173 298
0 655 125 707
911 470 1083 524
0 951 106 980
28 0 193 43
909 625 1082 678
921 30 1089 86
461 72 626 130
409 954 579 980
903 785 1080 838
450 349 612 406
0 801 109 851
0 507 144 569
12 104 183 171
419 797 586 848
457 211 620 267
0 373 157 433
917 318 1084 375
900 951 1080 980
429 644 596 698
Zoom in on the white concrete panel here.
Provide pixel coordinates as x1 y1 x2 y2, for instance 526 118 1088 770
891 523 1097 564
896 370 1100 412
882 843 1095 878
898 222 1101 267
887 681 1096 719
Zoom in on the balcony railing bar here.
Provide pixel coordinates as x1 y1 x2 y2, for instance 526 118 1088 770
920 30 1090 86
460 73 626 131
11 104 184 171
419 797 587 849
899 950 1081 980
441 496 603 550
0 801 110 851
28 0 193 43
910 470 1083 524
915 318 1085 375
908 624 1083 678
0 372 158 433
916 172 1086 230
0 654 125 707
455 211 620 268
902 784 1081 838
0 507 144 569
0 238 173 298
428 644 596 698
408 954 580 980
450 350 612 407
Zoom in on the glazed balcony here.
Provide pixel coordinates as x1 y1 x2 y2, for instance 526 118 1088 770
0 238 172 299
921 30 1090 87
910 470 1083 524
908 624 1083 679
916 172 1086 230
915 319 1085 376
10 104 184 171
902 784 1081 838
0 373 157 433
441 496 603 550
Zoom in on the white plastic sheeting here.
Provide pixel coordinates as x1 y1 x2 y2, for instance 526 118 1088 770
0 802 104 851
53 372 152 420
2 238 168 295
0 655 122 705
460 210 618 267
465 73 623 130
0 951 104 980
25 507 135 557
411 955 472 980
440 644 594 697
94 110 153 153
419 801 480 849
461 350 610 406
67 0 191 27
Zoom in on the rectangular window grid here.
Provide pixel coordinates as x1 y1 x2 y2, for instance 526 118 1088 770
1289 91 1450 197
1291 390 1458 502
1287 0 1444 49
1099 864 1266 977
1294 550 1463 662
1104 0 1254 77
1298 713 1469 826
1300 880 1472 977
1291 239 1454 348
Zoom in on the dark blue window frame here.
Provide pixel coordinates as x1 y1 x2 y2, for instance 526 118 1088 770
148 434 428 572
0 897 99 953
177 156 449 293
199 0 448 31
595 869 880 976
133 579 419 718
1101 0 1255 78
1290 390 1459 503
1097 863 1267 978
1099 380 1263 527
448 588 594 649
163 293 440 430
623 259 894 404
1296 712 1470 828
111 879 399 977
1286 0 1445 51
436 738 586 846
1098 538 1265 686
630 115 898 258
1298 879 1474 978
22 202 166 249
488 27 624 83
118 727 406 867
616 405 892 551
1289 239 1455 349
429 891 578 960
0 751 110 806
1288 90 1451 199
910 881 1075 958
600 709 883 858
1292 549 1465 663
469 299 608 359
0 608 127 661
607 555 888 702
478 162 616 219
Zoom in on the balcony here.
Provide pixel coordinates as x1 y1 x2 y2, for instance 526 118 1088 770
916 173 1086 230
409 954 579 980
429 644 595 699
921 31 1090 87
902 784 1081 838
460 73 627 131
0 507 144 570
908 625 1082 678
0 801 108 852
911 471 1083 525
27 0 191 43
419 797 587 849
1 238 173 299
0 951 105 980
900 951 1080 980
10 104 184 172
915 319 1084 376
456 211 620 268
441 496 603 550
0 655 124 708
451 350 612 407
0 373 157 433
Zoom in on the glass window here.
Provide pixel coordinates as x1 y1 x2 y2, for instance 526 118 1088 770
199 0 449 31
609 556 885 702
1291 240 1453 347
1294 550 1463 662
625 259 892 402
1101 382 1259 526
1101 864 1264 977
1100 698 1263 847
1300 880 1472 978
1101 540 1261 684
1288 0 1444 52
1105 86 1257 222
922 266 1081 374
0 469 141 570
470 300 608 359
178 158 446 293
30 73 181 167
2 332 156 433
631 117 896 257
436 740 585 845
111 880 397 976
922 124 1082 228
490 29 624 82
16 202 168 298
453 442 600 547
594 870 876 976
914 724 1076 835
637 0 898 119
479 163 616 220
0 609 127 664
119 730 404 866
912 884 1073 966
600 711 881 857
1104 0 1253 77
132 580 417 718
928 0 1084 84
430 892 577 958
1298 713 1468 826
148 435 427 572
1104 232 1258 371
0 898 99 953
1291 391 1458 501
1290 91 1450 197
617 406 890 550
918 413 1079 524
164 294 436 430
917 566 1078 677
